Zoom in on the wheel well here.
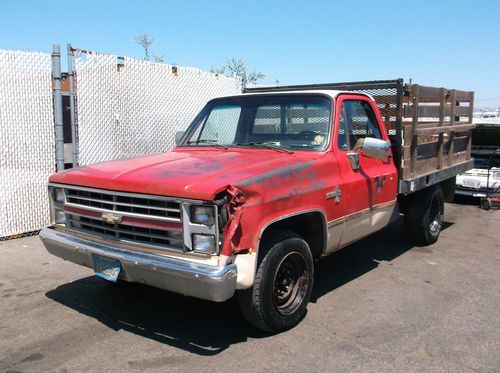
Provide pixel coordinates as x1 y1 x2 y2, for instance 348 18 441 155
439 177 455 202
259 212 326 260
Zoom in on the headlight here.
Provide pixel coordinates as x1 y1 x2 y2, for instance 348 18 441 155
191 206 214 225
54 209 66 224
54 187 65 203
192 234 216 254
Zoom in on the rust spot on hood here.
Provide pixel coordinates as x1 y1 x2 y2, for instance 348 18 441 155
238 162 315 187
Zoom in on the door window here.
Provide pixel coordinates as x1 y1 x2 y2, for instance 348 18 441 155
337 100 382 150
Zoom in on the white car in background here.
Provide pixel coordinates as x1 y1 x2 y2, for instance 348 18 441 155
456 122 499 198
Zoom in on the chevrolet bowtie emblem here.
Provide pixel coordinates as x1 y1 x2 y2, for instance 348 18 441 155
101 212 122 224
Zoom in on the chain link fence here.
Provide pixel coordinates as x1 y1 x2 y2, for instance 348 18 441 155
73 49 243 165
0 45 243 239
0 49 55 239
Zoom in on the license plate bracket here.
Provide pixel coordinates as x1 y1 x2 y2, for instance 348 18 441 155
93 255 121 282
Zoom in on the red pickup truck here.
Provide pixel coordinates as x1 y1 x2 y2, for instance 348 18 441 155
40 79 474 332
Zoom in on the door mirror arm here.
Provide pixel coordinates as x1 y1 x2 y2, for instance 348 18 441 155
346 152 360 171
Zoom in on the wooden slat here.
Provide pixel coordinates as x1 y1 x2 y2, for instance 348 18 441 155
416 124 474 136
413 85 443 99
403 103 471 118
466 92 474 159
402 135 469 160
403 124 474 143
402 91 472 104
402 151 470 180
404 104 471 118
454 90 474 101
437 88 445 168
412 85 473 102
416 157 438 175
452 151 469 164
447 91 456 166
410 85 420 177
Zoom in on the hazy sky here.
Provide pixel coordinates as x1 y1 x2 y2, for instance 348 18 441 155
1 0 499 108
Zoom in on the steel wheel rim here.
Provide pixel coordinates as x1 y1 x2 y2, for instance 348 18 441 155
429 197 443 235
272 251 309 316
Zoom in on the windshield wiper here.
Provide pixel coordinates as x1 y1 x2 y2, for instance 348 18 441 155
235 142 294 154
186 139 228 149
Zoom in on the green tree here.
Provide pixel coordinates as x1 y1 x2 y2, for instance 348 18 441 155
210 58 265 86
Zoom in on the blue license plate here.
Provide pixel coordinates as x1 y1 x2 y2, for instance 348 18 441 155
93 255 121 282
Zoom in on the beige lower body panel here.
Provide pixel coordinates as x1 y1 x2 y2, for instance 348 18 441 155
325 201 397 254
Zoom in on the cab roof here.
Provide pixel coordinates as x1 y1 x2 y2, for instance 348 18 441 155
216 89 376 102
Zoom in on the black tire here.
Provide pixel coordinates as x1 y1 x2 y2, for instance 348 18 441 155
238 232 314 333
404 185 444 246
481 198 492 210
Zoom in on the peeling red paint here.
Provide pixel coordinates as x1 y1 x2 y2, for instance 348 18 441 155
221 185 246 256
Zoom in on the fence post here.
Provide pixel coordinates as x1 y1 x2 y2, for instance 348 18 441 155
52 44 64 172
67 44 78 167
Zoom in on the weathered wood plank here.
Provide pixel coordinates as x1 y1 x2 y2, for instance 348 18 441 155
402 135 468 160
447 91 456 166
410 85 420 177
454 90 474 101
402 151 470 180
416 124 474 136
414 85 444 99
403 104 471 118
466 92 474 159
437 88 445 168
403 124 474 142
416 157 439 175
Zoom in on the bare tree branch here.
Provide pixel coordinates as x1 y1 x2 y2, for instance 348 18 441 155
211 57 265 85
134 33 155 61
152 53 165 63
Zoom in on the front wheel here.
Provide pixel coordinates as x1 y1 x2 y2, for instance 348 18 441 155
238 233 314 332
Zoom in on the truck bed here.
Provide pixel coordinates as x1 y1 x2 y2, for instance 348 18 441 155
245 79 474 194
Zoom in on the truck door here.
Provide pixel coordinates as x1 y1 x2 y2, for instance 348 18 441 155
332 94 398 248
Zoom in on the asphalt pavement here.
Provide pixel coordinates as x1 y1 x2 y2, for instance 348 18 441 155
0 199 499 372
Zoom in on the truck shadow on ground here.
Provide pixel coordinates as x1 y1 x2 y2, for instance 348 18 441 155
45 218 453 356
311 218 451 301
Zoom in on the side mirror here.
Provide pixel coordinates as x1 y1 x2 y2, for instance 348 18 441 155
353 137 390 160
175 131 185 146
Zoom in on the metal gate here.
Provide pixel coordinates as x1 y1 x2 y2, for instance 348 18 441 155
0 49 55 239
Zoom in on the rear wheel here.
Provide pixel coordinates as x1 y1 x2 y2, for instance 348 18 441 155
404 185 444 245
238 232 314 332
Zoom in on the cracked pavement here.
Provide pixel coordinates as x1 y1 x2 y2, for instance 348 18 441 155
0 199 499 372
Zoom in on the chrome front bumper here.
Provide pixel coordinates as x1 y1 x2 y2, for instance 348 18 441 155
39 227 237 302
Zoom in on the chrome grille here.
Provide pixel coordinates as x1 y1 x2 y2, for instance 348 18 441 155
64 188 181 221
62 186 184 251
66 214 183 250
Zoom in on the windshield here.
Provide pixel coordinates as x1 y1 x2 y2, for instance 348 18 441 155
181 95 332 151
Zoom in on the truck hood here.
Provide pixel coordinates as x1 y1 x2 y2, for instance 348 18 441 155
49 148 322 200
